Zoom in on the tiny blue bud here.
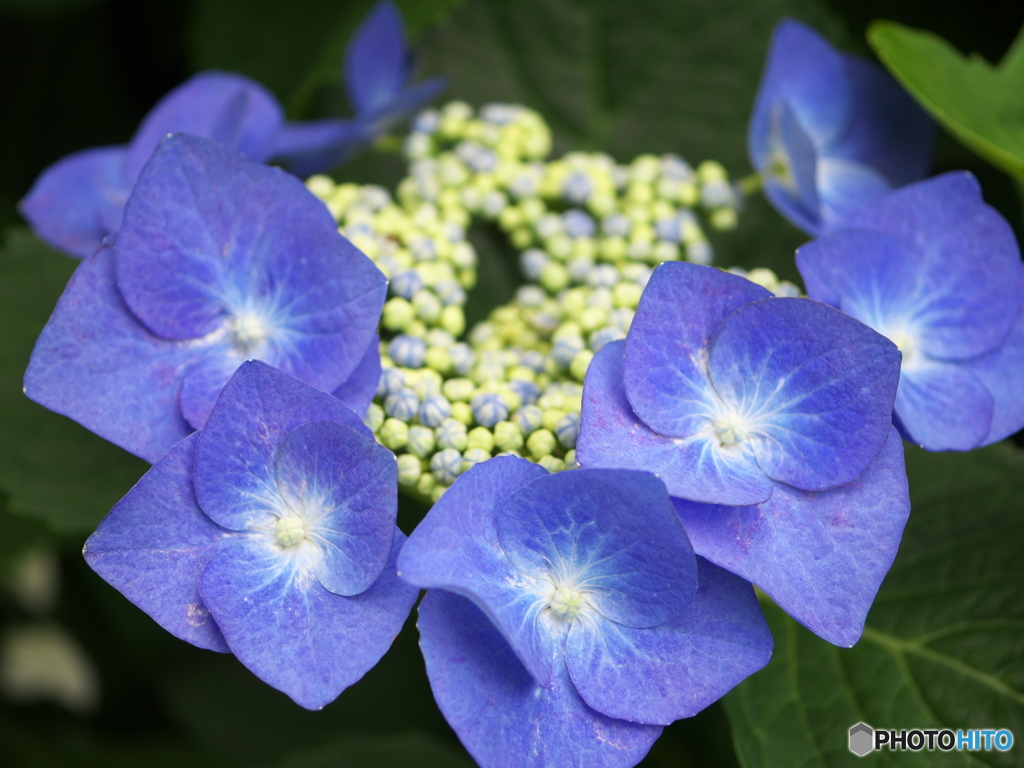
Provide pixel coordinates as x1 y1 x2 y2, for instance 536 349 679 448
661 154 695 181
552 336 585 368
520 249 550 280
471 392 509 428
481 102 517 125
412 109 441 133
508 378 540 406
435 280 467 306
391 270 425 299
587 264 620 288
410 237 438 262
435 418 468 451
562 209 596 238
388 335 427 368
511 404 543 435
589 327 624 352
701 180 733 208
449 343 476 376
420 395 453 427
562 172 592 204
384 387 420 421
377 367 407 397
602 213 632 237
430 448 463 485
687 240 714 265
654 217 682 243
519 350 546 373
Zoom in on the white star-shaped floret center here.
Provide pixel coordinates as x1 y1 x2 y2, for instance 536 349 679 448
232 312 271 353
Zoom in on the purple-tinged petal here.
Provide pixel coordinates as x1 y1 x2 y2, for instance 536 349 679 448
178 342 246 431
200 530 417 711
894 361 993 451
345 1 410 116
964 273 1024 445
83 434 229 652
675 427 909 647
397 457 563 685
829 55 935 187
269 118 364 177
332 335 381 417
126 71 283 180
577 341 772 506
19 145 130 259
760 101 822 235
355 76 448 137
194 360 370 532
495 469 697 629
274 420 397 596
817 158 891 229
24 244 202 463
624 262 770 439
565 558 771 725
117 135 386 400
709 297 901 491
417 589 661 768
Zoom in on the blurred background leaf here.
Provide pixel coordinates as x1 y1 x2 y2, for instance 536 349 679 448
723 442 1024 767
0 228 148 534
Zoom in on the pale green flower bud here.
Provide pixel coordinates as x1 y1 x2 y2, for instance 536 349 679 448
570 349 594 382
538 456 566 473
397 454 423 486
467 426 495 453
408 426 437 458
382 297 415 331
364 402 385 433
526 428 557 460
378 418 409 450
494 420 524 452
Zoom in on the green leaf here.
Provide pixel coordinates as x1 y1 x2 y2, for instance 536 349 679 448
723 442 1024 767
0 228 148 533
419 0 843 271
267 732 475 768
869 21 1024 180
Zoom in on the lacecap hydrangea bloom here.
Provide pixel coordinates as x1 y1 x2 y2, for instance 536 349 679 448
20 71 285 258
797 171 1024 451
398 458 772 768
271 0 447 176
748 19 935 235
84 361 418 709
577 262 911 645
25 133 386 462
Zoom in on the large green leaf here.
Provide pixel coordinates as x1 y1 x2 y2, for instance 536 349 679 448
723 442 1024 767
419 0 843 273
0 228 148 533
869 22 1024 180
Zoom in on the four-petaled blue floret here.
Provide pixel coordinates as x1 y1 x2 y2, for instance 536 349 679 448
797 171 1024 451
576 262 912 646
24 134 386 463
397 458 773 768
83 361 419 710
748 19 935 235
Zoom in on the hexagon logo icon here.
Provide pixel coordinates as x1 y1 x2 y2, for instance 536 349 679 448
849 722 874 757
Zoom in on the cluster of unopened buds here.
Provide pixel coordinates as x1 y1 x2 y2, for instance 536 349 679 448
304 100 798 501
15 4 1024 767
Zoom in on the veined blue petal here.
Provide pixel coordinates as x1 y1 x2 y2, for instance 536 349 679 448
674 427 909 647
332 335 382 417
894 360 993 451
273 420 397 596
126 71 283 181
194 361 370 532
84 434 229 652
354 76 448 138
417 589 661 768
345 1 410 116
495 469 697 629
269 118 363 177
708 297 901 491
577 341 773 506
19 145 129 259
396 457 563 686
624 262 771 439
564 558 771 725
817 158 891 229
24 244 202 463
200 530 417 711
760 101 821 235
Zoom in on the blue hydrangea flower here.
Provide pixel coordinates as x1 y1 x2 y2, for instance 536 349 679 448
20 72 285 258
83 361 418 709
748 19 935 235
797 171 1024 451
397 458 772 768
24 134 386 462
579 341 911 646
577 262 901 507
271 1 447 177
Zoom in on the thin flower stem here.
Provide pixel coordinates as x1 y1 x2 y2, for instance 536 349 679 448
737 173 764 195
